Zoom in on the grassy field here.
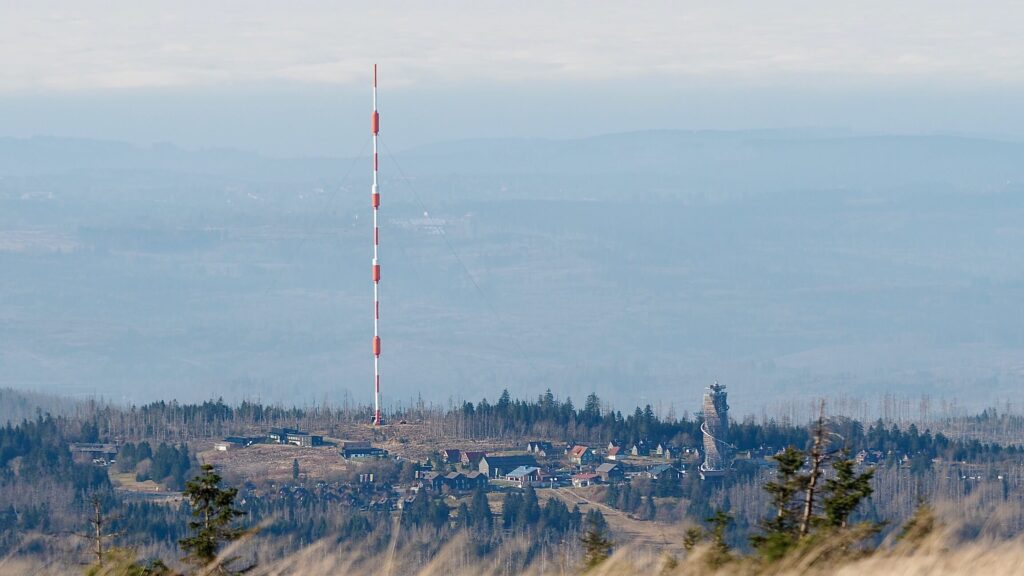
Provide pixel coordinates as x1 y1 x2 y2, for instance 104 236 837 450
108 471 163 493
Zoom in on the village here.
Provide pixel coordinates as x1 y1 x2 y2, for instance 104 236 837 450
70 423 711 523
69 421 900 508
200 427 703 502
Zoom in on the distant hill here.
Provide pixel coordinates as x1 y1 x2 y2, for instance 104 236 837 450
0 136 336 182
3 131 1024 196
397 130 1024 195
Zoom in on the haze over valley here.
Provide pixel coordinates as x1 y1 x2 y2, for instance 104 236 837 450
3 131 1023 415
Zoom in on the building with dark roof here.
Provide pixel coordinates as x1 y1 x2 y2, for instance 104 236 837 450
287 432 324 447
420 471 445 491
340 441 387 459
479 454 539 478
646 464 681 481
596 462 625 482
269 427 302 443
461 451 487 468
69 443 118 464
526 441 554 457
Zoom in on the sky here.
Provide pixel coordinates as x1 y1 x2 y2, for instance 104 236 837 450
3 1 1024 154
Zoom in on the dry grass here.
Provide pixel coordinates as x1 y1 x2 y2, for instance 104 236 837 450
197 443 351 484
109 471 164 493
236 526 1024 576
6 528 1024 576
6 501 1023 576
542 487 688 552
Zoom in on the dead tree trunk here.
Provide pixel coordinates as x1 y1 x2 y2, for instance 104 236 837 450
800 401 828 537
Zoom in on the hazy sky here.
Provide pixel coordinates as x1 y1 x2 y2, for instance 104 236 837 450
3 1 1024 155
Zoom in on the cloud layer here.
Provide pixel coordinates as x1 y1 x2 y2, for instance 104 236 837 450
4 1 1023 93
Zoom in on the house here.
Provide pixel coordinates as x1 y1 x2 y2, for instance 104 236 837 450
504 466 543 488
461 451 487 468
442 471 488 491
268 427 301 443
571 472 600 488
443 472 469 491
462 471 489 490
678 447 702 465
268 428 324 447
368 496 393 511
596 462 625 483
656 443 679 459
286 432 324 447
646 464 681 481
526 441 554 457
568 445 596 466
855 450 882 465
442 449 462 464
630 441 650 457
69 443 118 465
479 454 538 478
420 471 445 491
606 446 623 461
224 436 260 447
340 441 387 459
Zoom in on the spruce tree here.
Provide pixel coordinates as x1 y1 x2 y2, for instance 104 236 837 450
522 485 541 526
751 446 808 560
179 464 250 574
469 486 493 531
580 512 613 571
822 452 875 529
706 509 733 568
643 495 657 521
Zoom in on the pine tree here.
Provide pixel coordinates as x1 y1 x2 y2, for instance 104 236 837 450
292 458 299 481
522 485 541 526
751 446 808 560
643 495 657 521
604 483 620 507
470 486 493 531
683 527 702 552
580 512 613 571
822 452 875 529
118 443 137 473
569 505 583 531
179 464 250 574
501 491 522 529
706 509 733 568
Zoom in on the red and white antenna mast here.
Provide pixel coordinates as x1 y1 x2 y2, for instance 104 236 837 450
371 64 383 426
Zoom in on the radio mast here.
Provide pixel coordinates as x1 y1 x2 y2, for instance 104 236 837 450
371 64 383 426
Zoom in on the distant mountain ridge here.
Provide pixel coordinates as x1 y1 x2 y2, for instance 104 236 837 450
3 131 1024 194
